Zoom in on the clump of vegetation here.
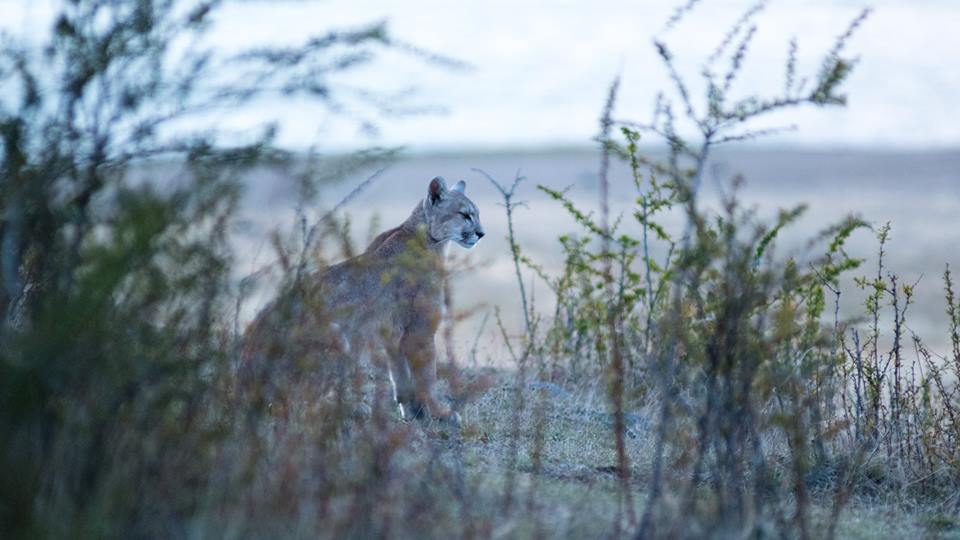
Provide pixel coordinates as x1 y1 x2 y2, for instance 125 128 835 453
483 2 960 538
0 0 450 537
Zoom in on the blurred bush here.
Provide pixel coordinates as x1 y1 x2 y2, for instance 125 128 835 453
0 1 438 536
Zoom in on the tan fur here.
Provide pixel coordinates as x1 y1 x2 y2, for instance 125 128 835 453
242 177 484 423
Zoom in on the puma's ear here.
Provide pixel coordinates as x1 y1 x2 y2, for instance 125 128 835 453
428 176 447 204
452 180 466 193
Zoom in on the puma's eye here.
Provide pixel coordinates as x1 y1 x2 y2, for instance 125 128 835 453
460 212 472 221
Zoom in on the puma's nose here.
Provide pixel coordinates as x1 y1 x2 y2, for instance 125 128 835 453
476 231 485 239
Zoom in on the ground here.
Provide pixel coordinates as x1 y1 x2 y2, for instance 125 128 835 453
432 369 960 539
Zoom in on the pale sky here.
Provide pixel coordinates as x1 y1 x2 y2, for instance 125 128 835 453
5 0 960 151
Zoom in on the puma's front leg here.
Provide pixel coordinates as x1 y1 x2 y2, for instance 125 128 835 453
399 321 454 422
352 345 398 421
388 346 415 419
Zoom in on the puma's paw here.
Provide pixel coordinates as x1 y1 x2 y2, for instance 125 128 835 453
441 410 462 428
428 402 460 428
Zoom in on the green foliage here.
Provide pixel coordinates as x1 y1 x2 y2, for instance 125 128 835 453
0 1 442 537
487 2 960 537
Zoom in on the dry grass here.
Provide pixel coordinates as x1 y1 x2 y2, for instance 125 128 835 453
174 363 958 539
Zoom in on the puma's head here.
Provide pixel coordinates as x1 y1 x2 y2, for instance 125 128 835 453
424 176 485 249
